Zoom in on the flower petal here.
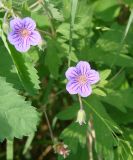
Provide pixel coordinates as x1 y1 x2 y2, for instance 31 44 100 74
10 18 22 31
65 67 78 80
76 61 91 74
29 31 42 46
22 17 36 31
15 38 30 53
88 69 100 84
66 81 79 95
8 32 21 45
78 85 92 97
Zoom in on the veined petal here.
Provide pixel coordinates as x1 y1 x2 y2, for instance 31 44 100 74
66 81 79 95
29 31 42 46
76 61 91 74
65 67 78 80
8 32 21 45
22 17 36 31
88 69 100 84
10 18 22 31
78 85 92 97
15 38 30 53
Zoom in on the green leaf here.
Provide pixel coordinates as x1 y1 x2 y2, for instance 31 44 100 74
58 143 89 160
83 97 116 149
56 104 78 120
93 88 107 96
123 8 133 40
9 45 40 95
48 3 64 21
0 77 40 141
62 0 71 19
100 69 111 81
31 12 50 27
101 89 133 113
71 0 78 26
80 47 133 67
60 122 88 153
45 39 62 79
94 0 120 21
0 41 22 90
0 29 40 95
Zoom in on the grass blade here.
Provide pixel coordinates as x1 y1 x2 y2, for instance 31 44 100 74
68 0 78 67
123 8 133 41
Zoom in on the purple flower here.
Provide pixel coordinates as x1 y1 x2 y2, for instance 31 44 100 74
8 17 42 52
65 61 100 97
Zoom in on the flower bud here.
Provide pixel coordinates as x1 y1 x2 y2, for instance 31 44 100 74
2 22 9 34
53 142 70 159
38 39 47 51
76 109 86 125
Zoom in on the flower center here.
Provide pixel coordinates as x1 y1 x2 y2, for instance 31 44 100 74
77 75 87 85
20 29 29 37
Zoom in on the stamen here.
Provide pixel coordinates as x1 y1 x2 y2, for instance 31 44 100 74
20 29 29 37
77 75 87 85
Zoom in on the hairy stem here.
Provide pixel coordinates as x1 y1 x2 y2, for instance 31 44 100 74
6 140 13 160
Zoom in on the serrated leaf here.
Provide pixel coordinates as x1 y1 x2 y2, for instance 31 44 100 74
9 45 40 95
0 77 40 141
48 3 64 21
0 28 40 95
0 41 22 90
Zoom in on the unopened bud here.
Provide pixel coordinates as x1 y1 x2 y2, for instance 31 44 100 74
2 22 9 34
76 109 86 125
38 39 47 51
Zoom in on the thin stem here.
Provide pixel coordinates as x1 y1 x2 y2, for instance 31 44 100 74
6 140 13 160
42 0 56 37
88 115 95 160
87 133 93 160
29 1 39 9
78 94 83 110
37 29 52 37
23 133 35 155
109 67 124 82
43 108 55 144
68 1 73 67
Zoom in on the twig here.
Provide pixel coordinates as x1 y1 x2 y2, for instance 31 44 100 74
38 145 52 160
42 106 55 144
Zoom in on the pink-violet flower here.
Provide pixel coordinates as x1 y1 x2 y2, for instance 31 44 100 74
8 17 42 52
65 61 100 97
